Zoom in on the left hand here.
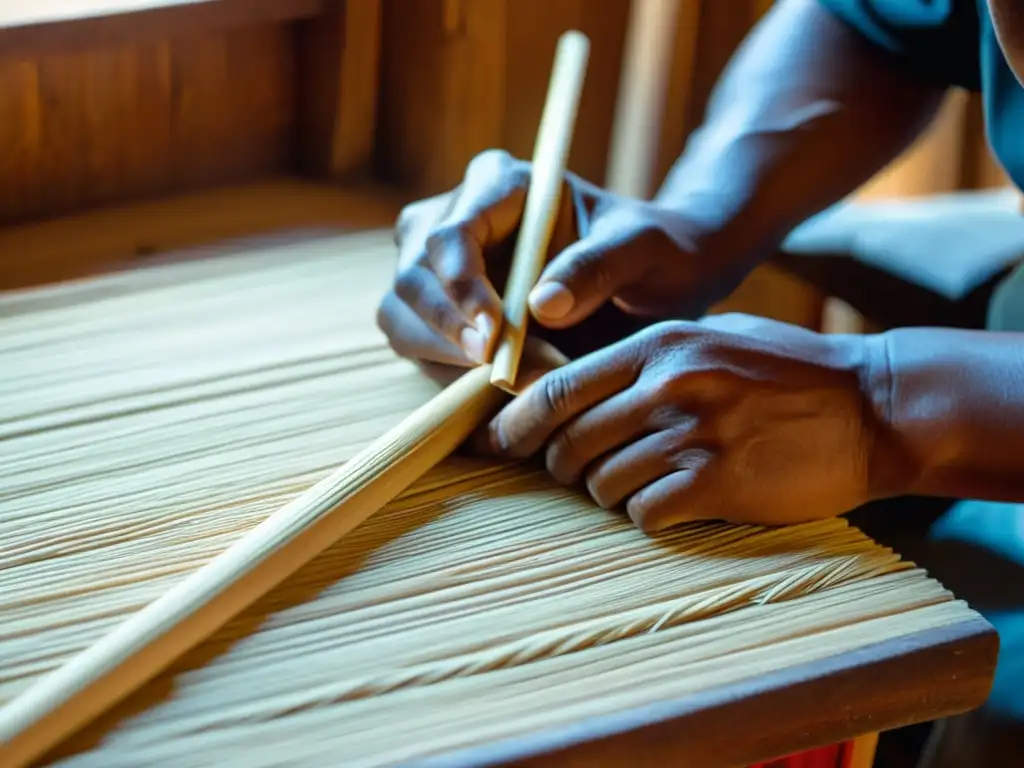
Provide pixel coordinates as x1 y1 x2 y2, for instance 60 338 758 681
476 313 884 531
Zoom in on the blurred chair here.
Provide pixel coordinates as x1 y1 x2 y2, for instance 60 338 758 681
776 187 1024 331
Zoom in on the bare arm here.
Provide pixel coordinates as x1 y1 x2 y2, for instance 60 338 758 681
376 0 955 371
865 329 1024 504
656 0 947 260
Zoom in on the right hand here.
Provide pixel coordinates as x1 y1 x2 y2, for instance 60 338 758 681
376 149 749 369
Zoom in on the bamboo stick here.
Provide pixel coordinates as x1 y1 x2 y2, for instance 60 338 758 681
0 365 506 767
490 30 590 391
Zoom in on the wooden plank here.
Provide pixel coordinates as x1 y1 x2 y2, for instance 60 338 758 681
0 177 406 291
0 0 322 62
297 0 383 180
334 0 382 177
652 0 703 188
377 0 633 196
605 0 683 199
377 0 507 195
0 22 297 225
426 618 997 767
488 0 631 188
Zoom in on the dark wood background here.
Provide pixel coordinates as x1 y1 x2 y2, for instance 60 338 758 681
0 0 1012 322
1 0 1007 226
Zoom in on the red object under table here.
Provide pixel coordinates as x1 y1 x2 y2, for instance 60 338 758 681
748 740 854 768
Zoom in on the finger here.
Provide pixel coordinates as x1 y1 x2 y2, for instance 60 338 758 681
528 214 653 329
542 389 655 486
465 336 570 457
484 338 643 459
422 151 534 357
583 428 702 510
392 263 489 359
424 228 503 362
626 464 717 533
376 289 473 367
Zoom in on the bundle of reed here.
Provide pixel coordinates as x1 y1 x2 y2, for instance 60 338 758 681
0 226 995 767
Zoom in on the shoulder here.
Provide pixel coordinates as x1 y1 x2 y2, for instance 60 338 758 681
816 0 983 90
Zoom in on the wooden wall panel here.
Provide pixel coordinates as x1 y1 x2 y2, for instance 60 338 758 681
647 0 702 196
0 22 297 225
372 0 776 199
500 0 631 187
653 0 767 189
375 0 632 197
297 0 383 182
375 0 506 196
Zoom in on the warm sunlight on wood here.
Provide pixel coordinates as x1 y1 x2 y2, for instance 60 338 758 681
0 0 211 29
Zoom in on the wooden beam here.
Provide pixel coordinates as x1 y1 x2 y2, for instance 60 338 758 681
605 0 682 199
0 0 323 62
297 0 382 181
0 177 406 291
651 0 702 190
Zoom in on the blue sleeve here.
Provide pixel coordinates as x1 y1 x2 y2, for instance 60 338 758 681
816 0 982 91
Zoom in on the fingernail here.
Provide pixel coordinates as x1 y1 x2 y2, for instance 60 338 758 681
461 326 486 364
529 282 575 320
474 312 494 347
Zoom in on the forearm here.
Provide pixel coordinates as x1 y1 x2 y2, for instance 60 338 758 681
654 0 945 261
863 328 1024 503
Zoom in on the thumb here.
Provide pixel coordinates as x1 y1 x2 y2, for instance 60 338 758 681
527 217 652 329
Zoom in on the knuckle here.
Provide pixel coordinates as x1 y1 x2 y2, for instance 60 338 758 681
394 194 442 246
423 226 450 259
644 402 684 432
643 374 683 406
550 248 615 300
585 255 617 295
467 148 511 173
641 320 686 346
424 225 473 281
467 149 527 182
540 372 576 416
423 297 454 335
544 431 581 485
465 149 532 200
392 267 422 305
393 269 455 334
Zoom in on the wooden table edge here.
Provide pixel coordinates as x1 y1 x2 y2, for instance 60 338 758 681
414 615 997 768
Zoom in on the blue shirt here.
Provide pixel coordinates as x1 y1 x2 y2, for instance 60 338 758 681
818 0 1024 191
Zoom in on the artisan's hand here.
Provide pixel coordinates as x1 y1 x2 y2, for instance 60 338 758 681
376 149 740 368
478 314 884 531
